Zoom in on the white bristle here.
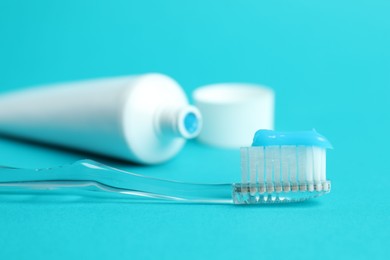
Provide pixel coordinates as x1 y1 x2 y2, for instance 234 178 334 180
272 147 281 187
306 146 314 191
240 145 328 193
312 146 322 183
297 146 307 185
286 146 297 185
306 147 314 182
240 147 249 184
249 148 258 185
320 149 326 182
256 147 265 185
280 146 292 187
265 146 278 191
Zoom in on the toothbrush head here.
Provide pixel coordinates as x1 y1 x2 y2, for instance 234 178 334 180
233 130 332 204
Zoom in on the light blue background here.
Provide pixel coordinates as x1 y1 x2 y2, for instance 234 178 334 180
0 0 389 259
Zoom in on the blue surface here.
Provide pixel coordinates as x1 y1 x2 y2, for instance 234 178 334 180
0 0 389 259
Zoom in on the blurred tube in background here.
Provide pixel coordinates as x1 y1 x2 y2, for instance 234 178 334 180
0 73 202 164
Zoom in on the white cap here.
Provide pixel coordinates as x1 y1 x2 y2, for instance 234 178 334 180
193 83 275 148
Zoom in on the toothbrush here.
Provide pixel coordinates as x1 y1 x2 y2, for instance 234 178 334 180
0 130 332 204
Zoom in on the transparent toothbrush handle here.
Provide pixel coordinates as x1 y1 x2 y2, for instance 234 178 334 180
0 160 233 204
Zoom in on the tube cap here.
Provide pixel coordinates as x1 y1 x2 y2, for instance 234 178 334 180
193 83 275 148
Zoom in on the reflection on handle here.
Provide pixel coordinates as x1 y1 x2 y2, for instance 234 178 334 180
0 160 233 204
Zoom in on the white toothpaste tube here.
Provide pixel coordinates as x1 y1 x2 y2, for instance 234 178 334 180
0 73 202 164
